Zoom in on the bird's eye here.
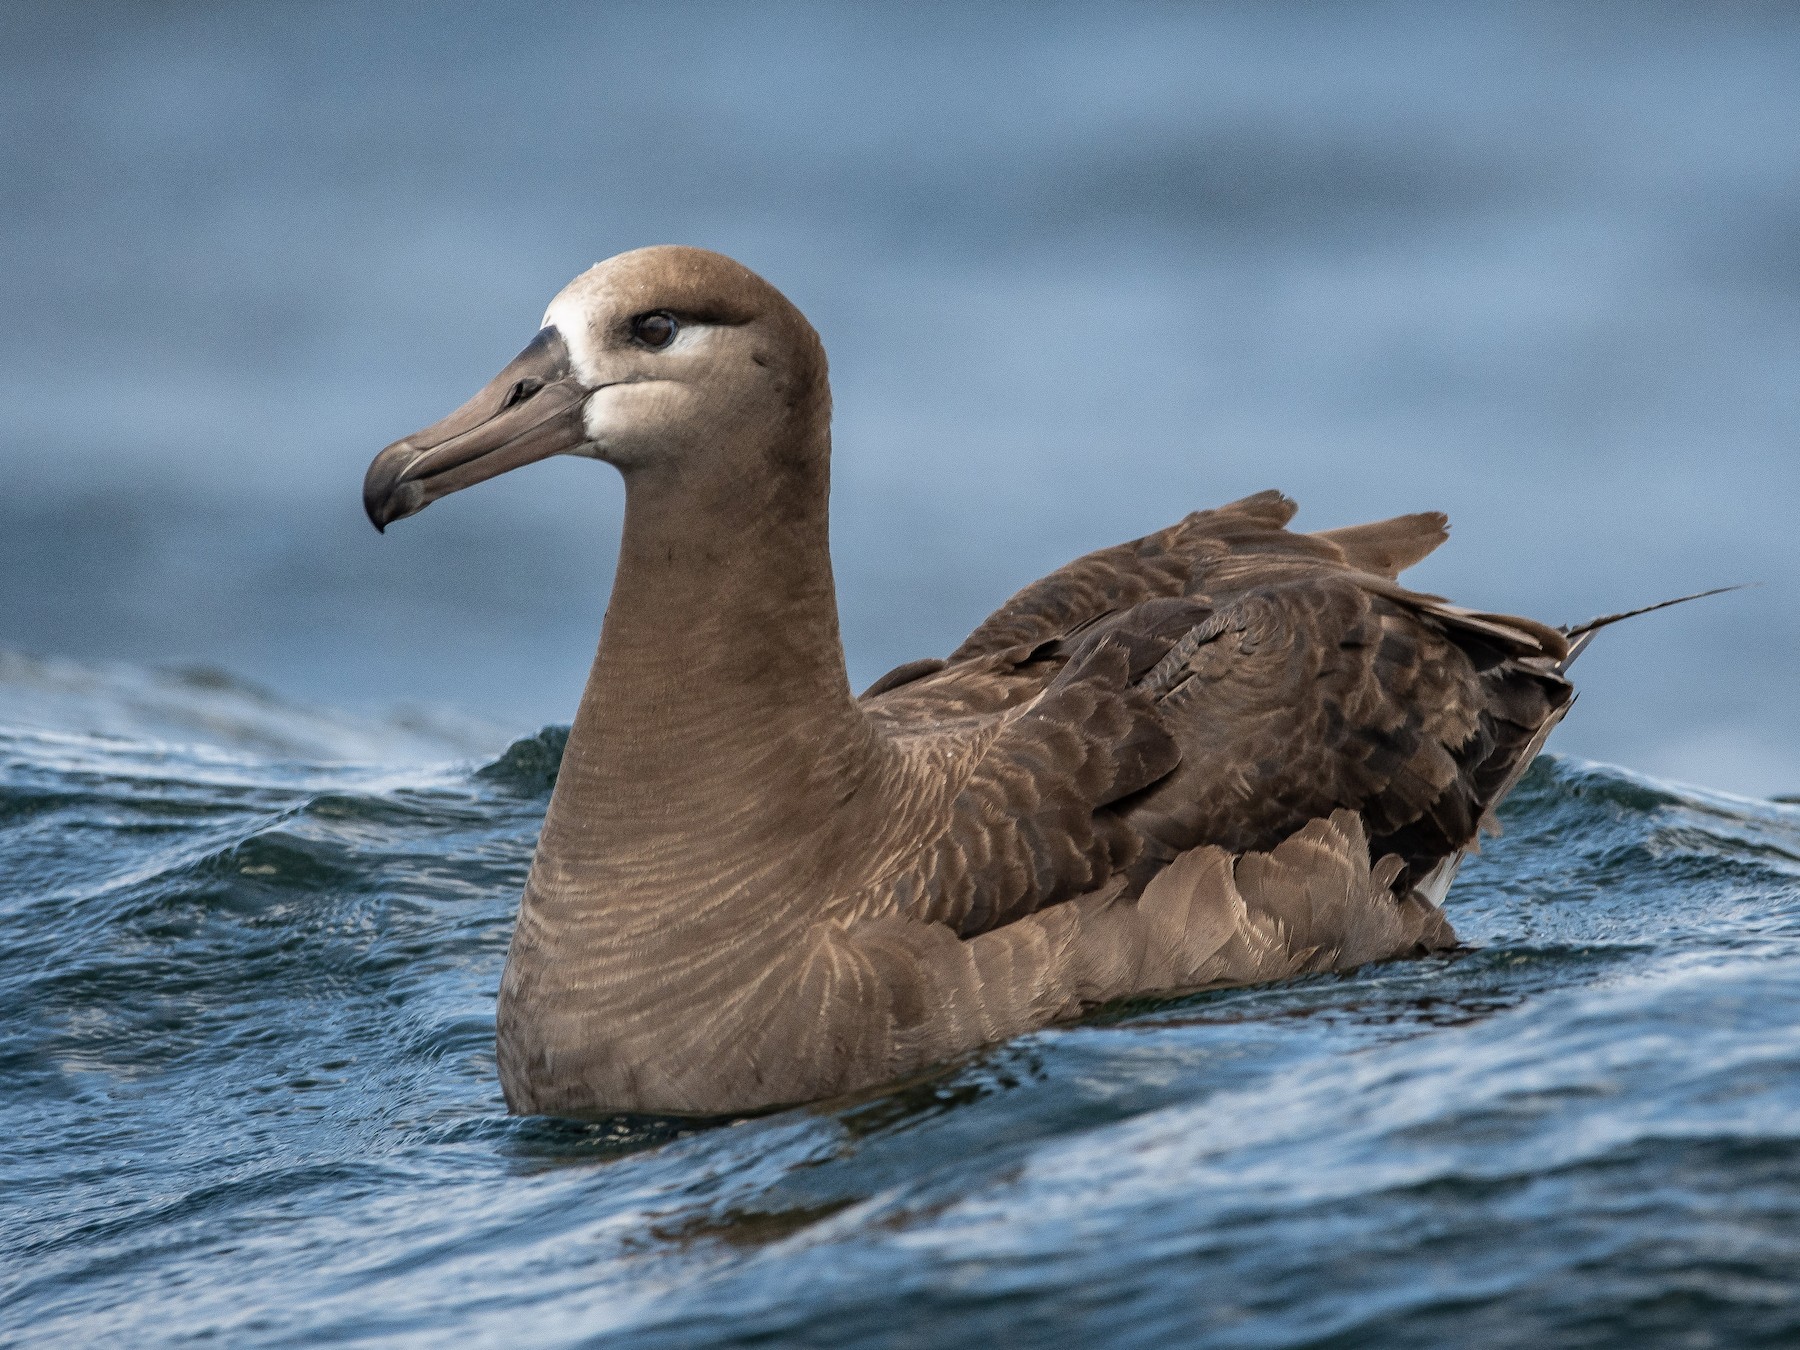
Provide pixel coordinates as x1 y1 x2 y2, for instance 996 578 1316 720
631 311 679 349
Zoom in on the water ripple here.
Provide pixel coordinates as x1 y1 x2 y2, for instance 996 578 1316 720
5 710 1800 1347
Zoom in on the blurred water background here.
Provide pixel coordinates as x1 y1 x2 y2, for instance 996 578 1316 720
1 0 1794 791
6 4 1800 1347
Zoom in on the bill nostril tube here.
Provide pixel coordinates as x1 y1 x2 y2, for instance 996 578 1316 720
501 377 543 411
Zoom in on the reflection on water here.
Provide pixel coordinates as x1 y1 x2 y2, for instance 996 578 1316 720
643 1197 865 1252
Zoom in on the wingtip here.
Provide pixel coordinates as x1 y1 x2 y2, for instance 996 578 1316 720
1561 583 1756 640
1555 583 1755 673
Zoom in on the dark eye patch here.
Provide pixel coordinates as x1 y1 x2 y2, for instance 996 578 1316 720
631 311 679 349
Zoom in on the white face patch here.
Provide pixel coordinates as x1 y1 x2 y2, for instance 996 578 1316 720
581 386 623 446
541 287 607 386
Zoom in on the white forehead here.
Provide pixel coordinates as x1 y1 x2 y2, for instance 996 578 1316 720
541 268 611 384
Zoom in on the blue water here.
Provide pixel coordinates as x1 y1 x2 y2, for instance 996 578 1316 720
7 671 1800 1347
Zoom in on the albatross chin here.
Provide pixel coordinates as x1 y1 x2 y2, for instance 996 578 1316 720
363 244 1589 1118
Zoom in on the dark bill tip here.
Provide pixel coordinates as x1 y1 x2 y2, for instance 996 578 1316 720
363 440 424 532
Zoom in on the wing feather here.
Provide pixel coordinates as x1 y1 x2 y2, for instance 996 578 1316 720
853 492 1570 938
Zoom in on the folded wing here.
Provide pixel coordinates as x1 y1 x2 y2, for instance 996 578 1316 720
857 491 1572 937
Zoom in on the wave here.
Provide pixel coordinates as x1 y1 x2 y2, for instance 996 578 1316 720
0 646 513 767
5 689 1800 1347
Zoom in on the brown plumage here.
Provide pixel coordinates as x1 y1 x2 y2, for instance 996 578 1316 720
363 245 1578 1117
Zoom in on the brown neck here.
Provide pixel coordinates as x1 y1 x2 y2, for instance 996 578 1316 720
527 430 878 923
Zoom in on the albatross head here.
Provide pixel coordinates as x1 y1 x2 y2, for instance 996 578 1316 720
362 246 827 530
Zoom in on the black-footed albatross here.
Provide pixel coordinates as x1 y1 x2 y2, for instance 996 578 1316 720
362 245 1609 1118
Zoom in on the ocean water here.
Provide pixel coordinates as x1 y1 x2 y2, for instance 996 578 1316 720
7 671 1800 1348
